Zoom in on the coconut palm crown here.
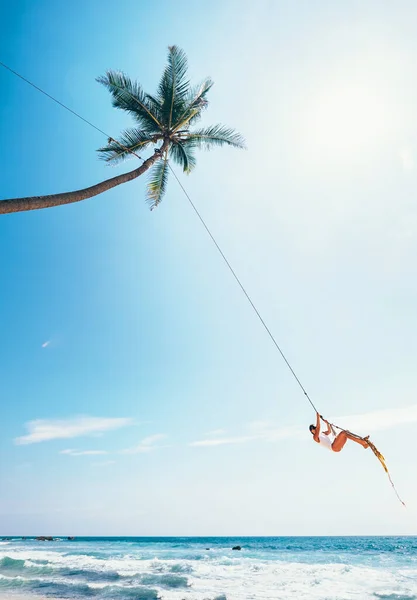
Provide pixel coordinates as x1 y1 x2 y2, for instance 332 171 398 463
0 45 244 215
97 45 245 209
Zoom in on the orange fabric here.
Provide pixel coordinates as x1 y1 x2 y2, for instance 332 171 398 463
324 419 406 507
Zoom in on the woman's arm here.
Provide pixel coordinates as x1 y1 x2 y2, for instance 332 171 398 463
323 418 332 435
313 412 321 442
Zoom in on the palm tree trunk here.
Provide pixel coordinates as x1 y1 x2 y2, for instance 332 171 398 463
0 142 169 215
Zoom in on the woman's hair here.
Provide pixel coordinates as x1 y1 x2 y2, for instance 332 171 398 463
309 424 316 432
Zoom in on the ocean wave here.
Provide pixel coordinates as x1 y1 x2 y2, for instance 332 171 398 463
150 559 193 574
374 595 417 600
59 568 121 582
1 538 417 600
169 562 194 574
0 554 191 586
139 573 189 588
33 580 96 597
99 586 159 599
0 556 60 579
0 557 25 570
0 555 189 594
0 574 160 599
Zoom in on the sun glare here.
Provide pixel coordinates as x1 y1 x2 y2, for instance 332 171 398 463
300 81 391 165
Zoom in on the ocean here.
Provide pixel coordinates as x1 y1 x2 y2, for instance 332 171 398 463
0 536 416 600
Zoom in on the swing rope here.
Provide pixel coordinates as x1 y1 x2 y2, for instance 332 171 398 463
170 167 406 507
0 60 318 415
0 60 405 507
170 163 405 506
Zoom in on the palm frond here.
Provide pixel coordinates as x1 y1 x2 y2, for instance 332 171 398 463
97 128 160 164
172 77 214 131
97 71 162 133
190 77 214 106
147 154 169 209
169 141 197 173
145 92 163 120
157 46 190 128
184 125 246 150
185 78 214 116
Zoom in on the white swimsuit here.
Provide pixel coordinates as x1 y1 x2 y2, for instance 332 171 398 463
318 432 335 451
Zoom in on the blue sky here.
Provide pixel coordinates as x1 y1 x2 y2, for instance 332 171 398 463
1 0 417 535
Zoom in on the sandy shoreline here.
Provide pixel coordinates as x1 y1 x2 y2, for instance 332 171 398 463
0 595 53 600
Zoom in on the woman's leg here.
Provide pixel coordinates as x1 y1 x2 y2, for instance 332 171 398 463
332 430 369 452
345 431 369 448
331 431 348 452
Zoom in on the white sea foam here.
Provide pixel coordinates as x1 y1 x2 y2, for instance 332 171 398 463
1 541 416 600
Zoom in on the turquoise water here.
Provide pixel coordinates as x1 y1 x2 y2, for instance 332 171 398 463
0 536 416 599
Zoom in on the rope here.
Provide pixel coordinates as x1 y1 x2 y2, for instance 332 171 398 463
0 59 317 413
169 159 406 508
168 165 319 413
1 61 406 507
0 61 144 162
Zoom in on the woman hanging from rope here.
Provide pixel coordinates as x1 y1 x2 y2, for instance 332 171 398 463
309 412 369 452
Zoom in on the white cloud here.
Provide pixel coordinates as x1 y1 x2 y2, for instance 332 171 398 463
190 405 417 449
400 147 414 171
120 433 167 454
191 421 303 448
331 404 417 434
41 340 50 348
15 416 133 445
60 449 108 456
190 435 255 447
248 421 304 442
205 429 227 436
141 434 166 446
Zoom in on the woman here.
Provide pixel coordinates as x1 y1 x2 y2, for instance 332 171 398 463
309 412 369 452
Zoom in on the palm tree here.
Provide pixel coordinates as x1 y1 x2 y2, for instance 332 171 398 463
0 46 245 215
